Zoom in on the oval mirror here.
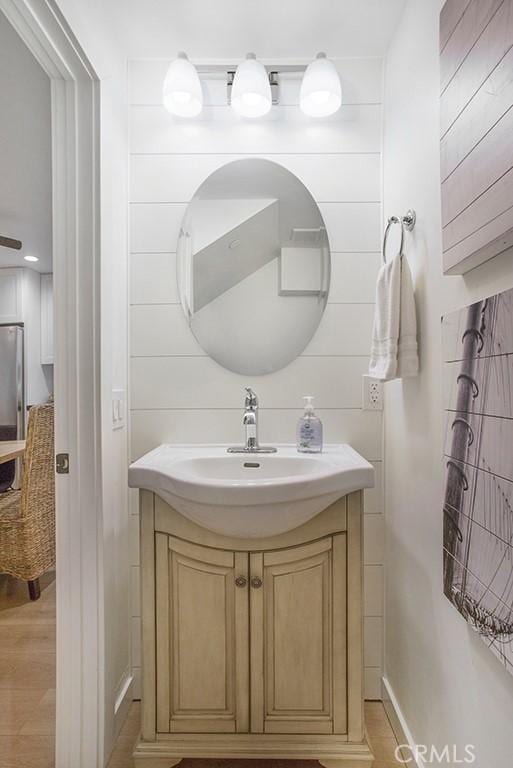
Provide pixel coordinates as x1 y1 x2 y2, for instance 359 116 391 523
177 158 330 375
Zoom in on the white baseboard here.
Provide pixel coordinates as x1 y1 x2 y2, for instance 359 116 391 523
382 676 425 768
113 671 134 738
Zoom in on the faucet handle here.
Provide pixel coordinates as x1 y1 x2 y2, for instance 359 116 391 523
245 387 258 409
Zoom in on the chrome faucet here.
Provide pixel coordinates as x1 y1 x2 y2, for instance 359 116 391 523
227 388 277 454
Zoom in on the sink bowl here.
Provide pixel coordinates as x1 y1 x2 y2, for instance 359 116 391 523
129 444 374 538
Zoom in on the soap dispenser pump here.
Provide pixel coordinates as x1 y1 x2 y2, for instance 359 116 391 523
296 396 323 453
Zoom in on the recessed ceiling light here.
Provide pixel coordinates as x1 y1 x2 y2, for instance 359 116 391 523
24 255 39 262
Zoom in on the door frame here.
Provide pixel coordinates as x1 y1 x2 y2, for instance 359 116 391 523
0 1 103 766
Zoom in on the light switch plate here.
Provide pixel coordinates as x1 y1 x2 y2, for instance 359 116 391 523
112 388 125 430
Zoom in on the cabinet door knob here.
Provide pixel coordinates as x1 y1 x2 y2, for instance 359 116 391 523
235 575 247 588
250 576 263 589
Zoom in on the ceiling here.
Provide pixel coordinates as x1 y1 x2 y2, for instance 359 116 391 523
0 12 52 273
114 0 408 60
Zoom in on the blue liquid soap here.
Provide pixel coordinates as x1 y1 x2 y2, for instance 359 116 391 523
296 396 323 453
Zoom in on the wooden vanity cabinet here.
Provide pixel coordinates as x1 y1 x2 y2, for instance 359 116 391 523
136 490 374 768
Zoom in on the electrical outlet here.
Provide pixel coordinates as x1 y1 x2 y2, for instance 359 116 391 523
362 375 383 411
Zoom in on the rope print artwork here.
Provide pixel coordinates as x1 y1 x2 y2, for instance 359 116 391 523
442 287 513 674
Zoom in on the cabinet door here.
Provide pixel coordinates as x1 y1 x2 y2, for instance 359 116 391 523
155 534 249 733
250 535 347 735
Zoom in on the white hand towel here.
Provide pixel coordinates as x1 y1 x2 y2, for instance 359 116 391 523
368 253 418 381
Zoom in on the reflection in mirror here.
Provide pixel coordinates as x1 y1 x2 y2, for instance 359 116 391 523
177 158 330 375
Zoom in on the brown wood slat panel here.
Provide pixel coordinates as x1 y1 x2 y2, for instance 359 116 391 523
441 108 513 227
440 0 473 52
440 0 513 137
441 47 513 181
443 165 513 250
443 207 513 273
440 0 503 93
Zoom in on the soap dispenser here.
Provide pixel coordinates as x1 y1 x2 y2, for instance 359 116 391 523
296 396 323 453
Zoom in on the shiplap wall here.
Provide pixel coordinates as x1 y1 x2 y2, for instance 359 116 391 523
440 0 513 273
128 58 385 699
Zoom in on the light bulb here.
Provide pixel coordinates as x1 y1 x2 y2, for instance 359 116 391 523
24 255 39 262
300 53 342 117
231 53 271 118
162 52 203 117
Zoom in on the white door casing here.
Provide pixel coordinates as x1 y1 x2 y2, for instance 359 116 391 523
0 1 103 766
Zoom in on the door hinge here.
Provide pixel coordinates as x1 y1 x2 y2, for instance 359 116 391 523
56 453 70 474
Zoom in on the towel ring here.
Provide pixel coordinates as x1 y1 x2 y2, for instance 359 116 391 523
382 209 416 263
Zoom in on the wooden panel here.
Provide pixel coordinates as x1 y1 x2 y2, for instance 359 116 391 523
440 0 502 93
260 539 338 735
441 47 513 181
131 303 375 358
155 533 171 732
332 534 348 734
440 0 513 274
249 552 264 734
347 492 364 742
130 356 369 410
130 104 382 155
441 106 513 226
440 0 472 51
130 153 381 205
155 537 249 733
130 200 380 254
440 0 513 137
154 495 347 552
140 491 156 740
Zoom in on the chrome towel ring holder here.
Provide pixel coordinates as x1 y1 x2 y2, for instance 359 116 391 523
382 209 416 263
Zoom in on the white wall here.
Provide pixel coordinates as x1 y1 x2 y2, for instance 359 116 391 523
0 11 52 273
22 268 53 404
383 1 513 765
52 1 130 763
128 57 385 698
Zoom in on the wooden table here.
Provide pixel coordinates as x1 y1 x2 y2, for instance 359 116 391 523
0 441 26 465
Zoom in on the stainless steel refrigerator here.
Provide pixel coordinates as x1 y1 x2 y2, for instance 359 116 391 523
0 325 24 492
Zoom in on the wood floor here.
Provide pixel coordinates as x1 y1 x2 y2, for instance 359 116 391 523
0 572 56 768
0 574 403 768
107 701 404 768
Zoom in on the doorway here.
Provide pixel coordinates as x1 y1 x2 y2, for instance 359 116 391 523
0 0 103 766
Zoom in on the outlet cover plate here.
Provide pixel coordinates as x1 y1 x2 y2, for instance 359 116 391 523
362 375 383 411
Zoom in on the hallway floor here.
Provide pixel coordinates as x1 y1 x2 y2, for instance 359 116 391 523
0 572 56 768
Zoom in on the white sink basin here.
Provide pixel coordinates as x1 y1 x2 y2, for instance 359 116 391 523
129 444 374 538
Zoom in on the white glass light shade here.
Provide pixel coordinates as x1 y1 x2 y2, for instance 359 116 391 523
162 52 203 117
231 53 272 118
300 53 342 117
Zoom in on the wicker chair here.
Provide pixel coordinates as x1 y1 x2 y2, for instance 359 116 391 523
0 404 55 600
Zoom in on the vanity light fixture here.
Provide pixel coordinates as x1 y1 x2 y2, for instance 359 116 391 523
230 53 272 118
162 52 203 117
300 53 342 117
